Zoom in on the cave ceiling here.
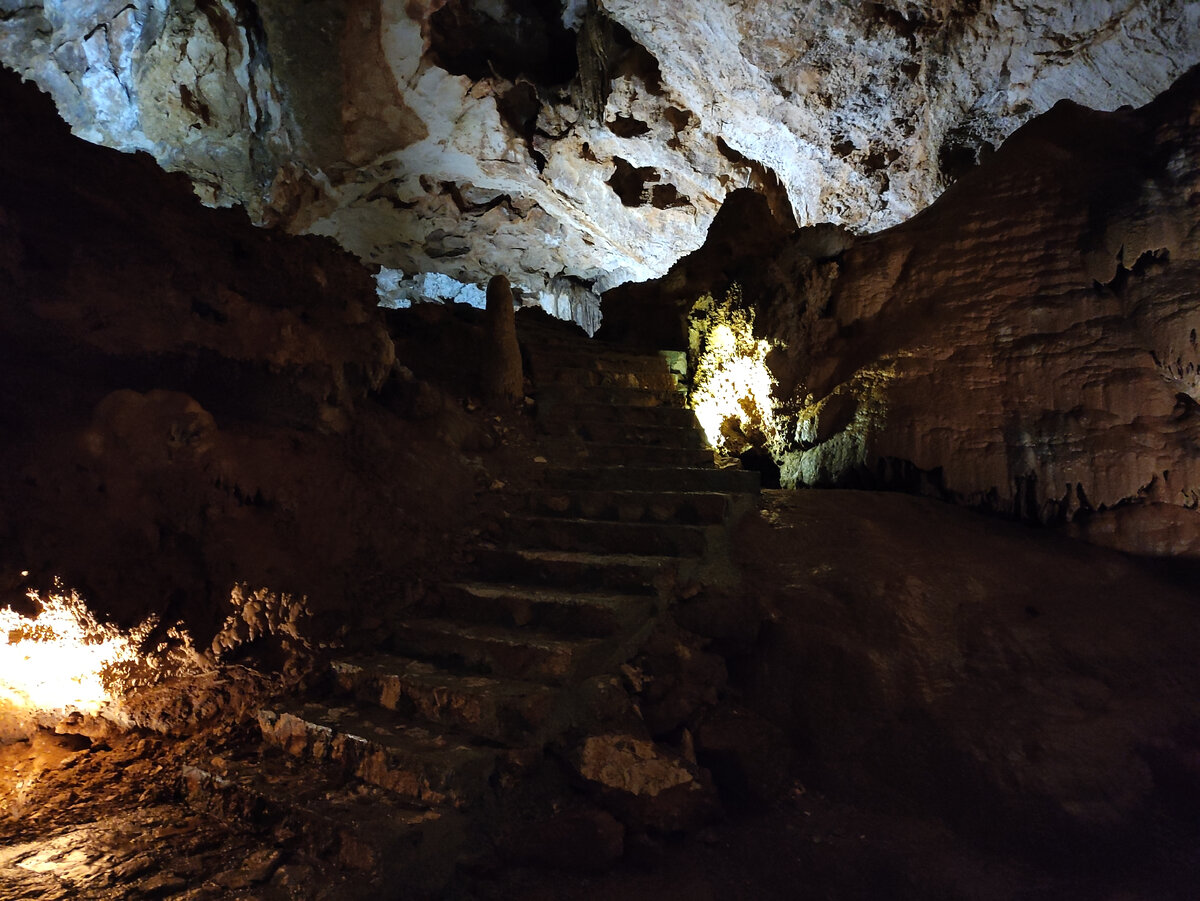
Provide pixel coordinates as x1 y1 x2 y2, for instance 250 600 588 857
2 1 1198 329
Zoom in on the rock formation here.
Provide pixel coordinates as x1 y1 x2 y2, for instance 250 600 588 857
700 63 1200 556
482 274 525 404
3 1 1199 328
0 66 494 639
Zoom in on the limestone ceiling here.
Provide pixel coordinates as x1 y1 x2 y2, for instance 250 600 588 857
2 1 1198 328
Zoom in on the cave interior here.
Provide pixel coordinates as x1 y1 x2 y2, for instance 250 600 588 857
2 2 1200 899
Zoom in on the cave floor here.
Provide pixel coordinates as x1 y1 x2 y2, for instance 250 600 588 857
2 724 1193 901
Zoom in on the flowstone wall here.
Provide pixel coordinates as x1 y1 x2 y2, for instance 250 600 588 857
748 65 1200 556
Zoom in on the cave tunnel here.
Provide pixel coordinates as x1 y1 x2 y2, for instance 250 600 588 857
3 2 1200 898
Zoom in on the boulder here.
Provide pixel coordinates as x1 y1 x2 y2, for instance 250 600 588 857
569 732 721 833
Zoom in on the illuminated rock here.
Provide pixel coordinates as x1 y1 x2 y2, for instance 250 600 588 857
2 1 1198 326
750 65 1200 552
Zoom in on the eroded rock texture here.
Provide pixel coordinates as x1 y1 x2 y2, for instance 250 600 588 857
739 65 1200 555
2 1 1198 326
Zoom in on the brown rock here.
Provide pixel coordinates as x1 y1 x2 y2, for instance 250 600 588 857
571 733 721 833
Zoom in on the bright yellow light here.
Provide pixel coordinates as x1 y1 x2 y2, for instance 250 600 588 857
0 586 154 721
689 285 782 457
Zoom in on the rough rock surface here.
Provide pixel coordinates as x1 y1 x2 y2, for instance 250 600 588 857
735 64 1200 552
3 1 1198 325
735 489 1200 855
571 732 721 832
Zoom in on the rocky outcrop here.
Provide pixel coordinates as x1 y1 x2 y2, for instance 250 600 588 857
3 1 1198 326
736 64 1200 553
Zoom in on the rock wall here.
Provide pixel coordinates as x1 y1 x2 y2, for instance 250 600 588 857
3 1 1198 326
0 69 497 644
749 64 1200 555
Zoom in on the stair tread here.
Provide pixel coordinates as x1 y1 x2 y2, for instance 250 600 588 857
395 617 605 651
501 547 684 566
447 580 655 603
182 755 443 824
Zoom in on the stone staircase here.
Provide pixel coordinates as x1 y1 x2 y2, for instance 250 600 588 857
182 321 760 896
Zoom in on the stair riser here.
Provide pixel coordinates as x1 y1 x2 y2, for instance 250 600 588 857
512 518 708 557
472 548 675 593
538 403 700 427
537 419 706 449
528 489 733 524
389 625 599 684
545 467 760 493
258 710 494 808
331 661 555 746
544 441 714 468
431 584 653 638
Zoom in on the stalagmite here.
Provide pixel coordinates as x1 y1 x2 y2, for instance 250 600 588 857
482 274 524 404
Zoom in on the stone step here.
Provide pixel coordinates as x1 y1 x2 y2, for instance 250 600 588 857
472 547 678 594
537 417 707 449
537 401 700 427
330 654 558 746
181 756 462 895
434 581 657 638
390 618 610 684
544 465 760 494
528 488 735 525
530 364 678 393
258 703 501 809
544 440 714 468
535 383 684 408
505 515 709 557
